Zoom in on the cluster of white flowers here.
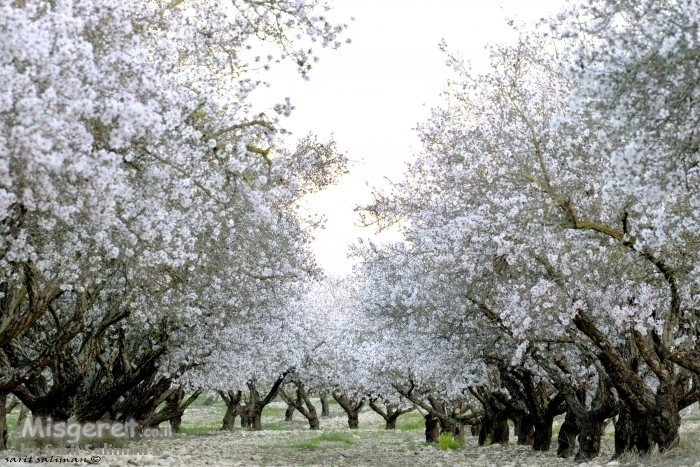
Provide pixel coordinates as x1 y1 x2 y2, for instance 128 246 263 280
351 0 700 455
0 0 350 431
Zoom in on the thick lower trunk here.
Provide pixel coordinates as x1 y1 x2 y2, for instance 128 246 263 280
614 396 680 458
221 405 237 430
250 406 263 431
479 408 509 445
277 388 295 422
0 392 7 451
332 393 364 429
575 413 606 461
532 417 554 451
285 403 295 422
291 383 319 430
385 418 397 430
219 390 242 431
240 409 250 428
557 410 580 458
425 414 440 443
170 415 182 433
141 388 201 432
516 415 534 445
471 423 480 437
320 392 330 417
493 416 509 444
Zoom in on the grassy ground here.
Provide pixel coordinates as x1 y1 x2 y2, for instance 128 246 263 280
3 395 699 467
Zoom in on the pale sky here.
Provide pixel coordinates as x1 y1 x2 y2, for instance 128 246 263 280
253 0 566 274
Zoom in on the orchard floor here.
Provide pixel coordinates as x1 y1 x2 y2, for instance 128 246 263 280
3 399 700 467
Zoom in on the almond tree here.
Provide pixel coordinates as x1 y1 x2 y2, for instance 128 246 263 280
358 21 700 457
0 0 349 448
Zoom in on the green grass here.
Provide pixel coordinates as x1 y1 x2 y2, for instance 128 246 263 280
264 421 293 431
262 405 287 417
396 412 425 432
7 409 19 447
286 431 354 450
438 432 461 450
178 420 220 435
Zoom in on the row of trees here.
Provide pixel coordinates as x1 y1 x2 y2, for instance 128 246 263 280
0 0 350 451
351 0 700 461
3 0 700 464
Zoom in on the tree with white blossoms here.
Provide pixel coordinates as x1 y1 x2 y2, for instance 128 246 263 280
553 0 700 246
352 241 490 443
0 0 349 449
358 13 700 458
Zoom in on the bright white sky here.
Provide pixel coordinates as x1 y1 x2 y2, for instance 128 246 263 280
254 0 565 274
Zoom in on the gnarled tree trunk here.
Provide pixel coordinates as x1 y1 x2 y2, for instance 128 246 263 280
0 392 8 451
219 390 243 431
284 382 319 430
513 414 534 445
424 412 440 443
319 390 330 417
332 392 365 429
243 373 288 431
368 398 414 430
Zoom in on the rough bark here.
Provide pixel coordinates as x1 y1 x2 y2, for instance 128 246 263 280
557 409 579 458
368 398 414 430
332 392 365 429
574 312 686 456
219 390 243 431
424 413 440 443
469 387 510 445
394 380 482 443
284 403 295 422
514 414 534 445
0 392 7 451
532 417 554 451
141 387 202 432
319 390 330 417
243 374 288 431
575 379 617 461
277 387 295 422
471 423 481 437
284 382 319 430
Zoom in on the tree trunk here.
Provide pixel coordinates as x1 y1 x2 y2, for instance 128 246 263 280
515 415 534 445
219 390 242 431
575 412 607 461
471 423 480 437
244 373 287 431
222 406 237 430
532 416 554 451
140 387 201 433
248 405 263 431
332 392 364 429
478 400 509 445
0 392 7 451
425 413 440 443
284 403 295 422
368 398 413 430
557 409 580 458
320 391 330 417
613 388 681 458
240 406 251 428
286 383 319 430
170 415 182 432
